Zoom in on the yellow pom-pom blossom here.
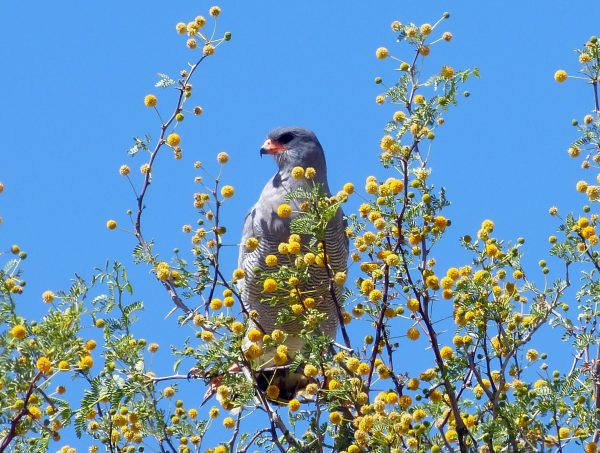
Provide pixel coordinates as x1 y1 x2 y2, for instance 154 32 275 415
263 278 278 292
420 23 432 35
245 344 262 360
554 69 568 83
291 166 305 179
203 44 216 56
166 133 181 147
106 220 117 230
217 152 229 164
79 355 94 370
440 346 454 360
271 395 293 413
119 165 130 176
144 94 157 107
42 290 55 303
209 6 221 17
266 385 280 400
221 185 234 198
305 167 317 179
375 47 389 59
232 268 245 280
36 356 52 374
245 237 259 251
304 364 318 377
247 329 262 342
140 163 151 174
265 255 278 267
223 417 235 429
277 203 292 218
58 360 70 371
176 22 187 34
407 327 420 340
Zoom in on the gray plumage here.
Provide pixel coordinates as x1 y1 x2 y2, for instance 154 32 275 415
238 127 348 399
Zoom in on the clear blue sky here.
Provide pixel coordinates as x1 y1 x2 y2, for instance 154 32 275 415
1 0 599 449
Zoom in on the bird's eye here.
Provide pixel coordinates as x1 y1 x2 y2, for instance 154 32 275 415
277 132 294 144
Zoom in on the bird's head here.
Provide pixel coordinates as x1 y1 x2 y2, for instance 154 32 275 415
259 127 327 177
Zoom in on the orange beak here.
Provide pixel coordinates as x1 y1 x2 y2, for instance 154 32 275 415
259 138 288 157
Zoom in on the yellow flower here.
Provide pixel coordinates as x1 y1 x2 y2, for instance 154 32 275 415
526 349 539 361
266 385 280 400
231 322 244 334
221 185 234 198
245 237 259 251
381 253 399 267
442 31 453 41
265 255 278 267
305 167 316 179
140 163 151 174
28 406 42 420
210 298 222 310
407 298 420 312
85 340 97 351
247 329 262 342
334 272 347 285
399 395 412 409
375 95 385 104
558 427 569 439
343 182 354 194
79 355 94 370
288 399 300 411
554 69 568 83
414 94 425 104
163 386 176 398
223 417 235 429
201 330 214 342
203 44 215 56
277 203 292 218
42 290 55 303
209 6 221 17
188 408 198 419
58 360 70 371
36 356 52 374
166 133 181 147
375 47 389 59
144 94 157 107
304 364 318 377
291 166 305 179
440 346 454 360
106 220 117 230
586 442 598 453
148 343 159 353
576 180 588 193
380 135 395 151
420 23 432 35
369 289 382 301
425 275 439 290
217 152 229 164
119 165 130 176
232 268 245 280
407 327 420 340
329 411 343 425
263 278 277 292
187 38 197 49
176 22 187 34
245 344 262 360
385 392 399 404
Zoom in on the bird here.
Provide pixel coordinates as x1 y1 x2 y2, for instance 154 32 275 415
237 126 349 402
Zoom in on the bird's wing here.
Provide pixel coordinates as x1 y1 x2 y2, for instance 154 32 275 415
238 204 261 312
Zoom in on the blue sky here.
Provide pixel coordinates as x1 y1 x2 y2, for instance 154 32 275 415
1 0 599 449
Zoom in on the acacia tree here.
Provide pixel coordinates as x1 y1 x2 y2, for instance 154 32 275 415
1 6 600 453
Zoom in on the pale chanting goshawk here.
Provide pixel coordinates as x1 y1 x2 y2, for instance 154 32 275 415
238 126 348 400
